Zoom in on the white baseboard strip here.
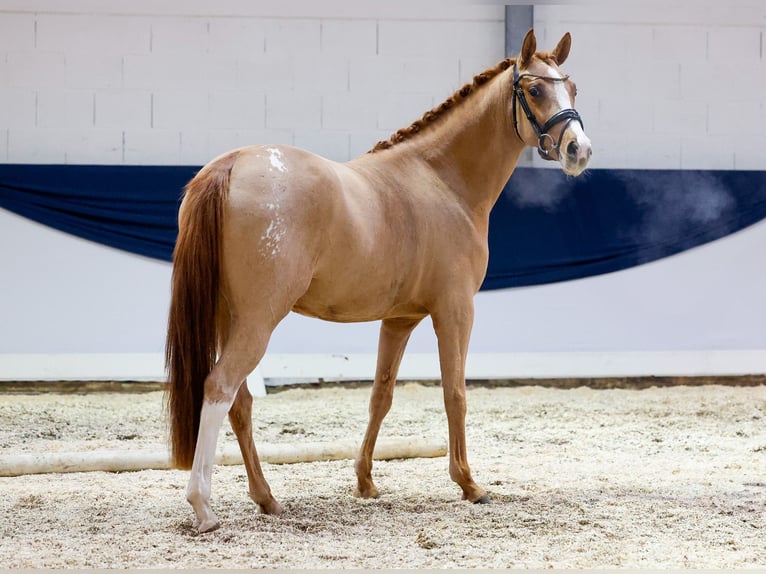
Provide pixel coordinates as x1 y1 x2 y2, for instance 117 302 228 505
1 350 765 388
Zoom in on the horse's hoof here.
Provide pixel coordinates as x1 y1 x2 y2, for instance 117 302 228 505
198 519 221 534
259 499 284 516
354 486 380 499
461 490 490 504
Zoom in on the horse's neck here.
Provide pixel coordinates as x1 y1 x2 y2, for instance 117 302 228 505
351 73 525 225
413 77 525 218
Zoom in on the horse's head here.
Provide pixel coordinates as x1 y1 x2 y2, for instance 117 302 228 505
512 29 592 176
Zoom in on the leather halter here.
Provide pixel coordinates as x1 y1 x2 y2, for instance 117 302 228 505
512 63 584 161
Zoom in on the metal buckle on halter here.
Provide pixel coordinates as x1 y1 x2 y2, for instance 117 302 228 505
537 133 556 158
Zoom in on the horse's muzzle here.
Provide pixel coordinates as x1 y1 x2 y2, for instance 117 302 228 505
559 127 592 176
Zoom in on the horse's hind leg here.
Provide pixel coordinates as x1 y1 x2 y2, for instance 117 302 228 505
355 317 422 498
186 328 270 533
228 382 283 515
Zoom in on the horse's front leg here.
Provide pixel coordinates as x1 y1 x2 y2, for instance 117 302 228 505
355 316 422 498
432 298 489 504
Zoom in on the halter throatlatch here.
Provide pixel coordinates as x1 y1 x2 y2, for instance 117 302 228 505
512 63 584 161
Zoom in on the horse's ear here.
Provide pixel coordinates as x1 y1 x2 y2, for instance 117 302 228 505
551 32 571 66
518 29 537 69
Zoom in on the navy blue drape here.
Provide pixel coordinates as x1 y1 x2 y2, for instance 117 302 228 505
483 168 766 289
0 164 196 261
1 164 766 289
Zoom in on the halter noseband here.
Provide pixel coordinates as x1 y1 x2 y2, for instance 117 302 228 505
512 63 584 161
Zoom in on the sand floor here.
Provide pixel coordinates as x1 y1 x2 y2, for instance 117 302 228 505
0 382 764 568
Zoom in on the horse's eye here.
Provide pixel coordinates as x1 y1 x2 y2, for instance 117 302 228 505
528 85 541 98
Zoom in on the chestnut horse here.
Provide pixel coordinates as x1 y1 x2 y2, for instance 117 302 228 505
166 29 592 532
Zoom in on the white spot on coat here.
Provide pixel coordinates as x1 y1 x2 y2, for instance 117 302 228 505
267 147 287 173
259 147 288 257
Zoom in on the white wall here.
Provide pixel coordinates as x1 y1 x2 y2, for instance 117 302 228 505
1 1 765 381
0 2 504 164
0 210 171 354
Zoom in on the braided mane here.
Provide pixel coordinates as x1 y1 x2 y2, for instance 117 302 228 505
369 57 515 153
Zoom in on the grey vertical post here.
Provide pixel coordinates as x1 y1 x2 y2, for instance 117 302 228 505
505 5 534 164
505 5 534 57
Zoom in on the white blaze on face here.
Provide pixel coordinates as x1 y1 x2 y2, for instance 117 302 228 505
543 63 589 152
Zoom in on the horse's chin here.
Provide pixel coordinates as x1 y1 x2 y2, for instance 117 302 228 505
560 157 589 177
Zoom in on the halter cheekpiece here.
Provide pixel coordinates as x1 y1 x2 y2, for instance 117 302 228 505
511 63 584 161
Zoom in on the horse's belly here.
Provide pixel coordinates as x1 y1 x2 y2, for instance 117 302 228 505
291 281 427 323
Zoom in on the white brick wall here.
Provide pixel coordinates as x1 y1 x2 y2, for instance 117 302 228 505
534 1 766 170
209 91 264 130
150 18 209 55
124 129 180 164
37 89 94 129
95 91 151 129
1 2 765 169
7 52 66 88
0 3 504 165
7 127 123 163
36 14 151 55
320 19 377 57
0 89 35 129
0 13 34 51
64 53 123 90
152 90 209 130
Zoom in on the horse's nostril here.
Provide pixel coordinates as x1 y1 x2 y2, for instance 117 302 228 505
567 141 579 158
